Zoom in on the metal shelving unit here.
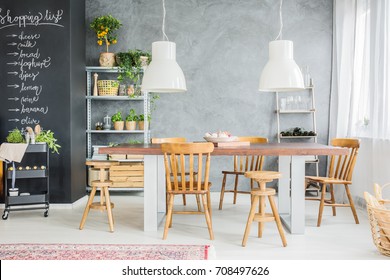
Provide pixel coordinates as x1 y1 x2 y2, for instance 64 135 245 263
275 86 319 194
85 66 150 159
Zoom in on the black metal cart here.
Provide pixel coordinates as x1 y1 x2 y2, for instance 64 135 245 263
2 143 49 220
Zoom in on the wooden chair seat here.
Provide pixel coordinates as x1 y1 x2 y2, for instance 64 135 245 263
219 137 268 210
161 142 214 240
305 138 360 227
251 188 276 196
90 180 113 187
306 176 352 185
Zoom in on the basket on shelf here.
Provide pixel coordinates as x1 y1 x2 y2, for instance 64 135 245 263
97 80 119 96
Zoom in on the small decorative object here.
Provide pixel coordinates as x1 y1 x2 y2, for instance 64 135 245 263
125 109 138 130
103 115 111 130
25 166 31 170
97 80 119 96
204 131 238 143
25 132 30 144
90 15 122 67
17 166 23 170
119 84 126 96
9 188 19 197
95 122 103 130
33 166 38 170
111 111 124 130
127 84 134 96
93 73 99 96
134 85 142 96
8 167 14 171
40 165 46 170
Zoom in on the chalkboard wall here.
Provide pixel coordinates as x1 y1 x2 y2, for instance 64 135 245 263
0 0 86 203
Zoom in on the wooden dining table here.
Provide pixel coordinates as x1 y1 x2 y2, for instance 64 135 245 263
100 142 348 234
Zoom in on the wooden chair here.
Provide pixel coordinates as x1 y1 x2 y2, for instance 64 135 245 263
306 138 360 226
242 171 287 247
161 142 214 240
373 183 390 206
151 137 199 209
219 136 268 210
79 161 119 232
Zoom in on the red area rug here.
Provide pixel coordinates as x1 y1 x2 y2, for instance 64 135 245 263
0 243 211 260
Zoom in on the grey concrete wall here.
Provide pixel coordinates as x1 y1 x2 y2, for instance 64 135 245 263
85 0 333 190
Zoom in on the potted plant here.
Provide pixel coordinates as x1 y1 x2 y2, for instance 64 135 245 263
111 111 124 130
35 129 61 154
6 128 25 143
116 49 151 87
138 113 151 130
90 15 122 67
125 109 138 130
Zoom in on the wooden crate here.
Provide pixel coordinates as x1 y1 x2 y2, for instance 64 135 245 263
108 154 127 160
109 162 144 188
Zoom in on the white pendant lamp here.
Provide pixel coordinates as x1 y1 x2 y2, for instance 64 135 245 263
141 0 186 93
258 0 304 92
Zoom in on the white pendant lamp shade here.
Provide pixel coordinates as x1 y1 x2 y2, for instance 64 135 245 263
141 41 187 93
259 40 304 92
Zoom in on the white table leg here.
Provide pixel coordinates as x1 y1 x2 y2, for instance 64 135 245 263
143 155 166 231
278 156 307 234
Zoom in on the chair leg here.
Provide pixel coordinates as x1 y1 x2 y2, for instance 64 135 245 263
202 194 214 240
258 195 265 238
79 186 97 230
219 174 227 210
163 194 174 240
317 183 327 227
169 195 175 228
344 184 359 224
182 194 186 206
329 183 336 216
196 194 202 212
233 174 239 204
268 195 287 247
104 187 114 232
242 195 259 247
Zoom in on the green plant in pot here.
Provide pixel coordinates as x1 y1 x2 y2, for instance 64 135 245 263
125 109 138 131
111 111 124 130
138 114 151 131
6 128 25 143
116 49 151 89
35 130 61 154
90 15 122 67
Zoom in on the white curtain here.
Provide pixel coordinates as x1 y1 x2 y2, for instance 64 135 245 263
330 0 390 204
330 0 390 139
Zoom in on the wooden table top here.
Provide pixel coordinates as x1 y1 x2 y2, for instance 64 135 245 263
99 142 348 156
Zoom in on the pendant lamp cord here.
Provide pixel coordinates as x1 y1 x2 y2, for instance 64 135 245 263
274 0 283 40
162 0 170 41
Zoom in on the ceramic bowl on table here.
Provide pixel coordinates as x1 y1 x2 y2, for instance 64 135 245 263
203 136 238 143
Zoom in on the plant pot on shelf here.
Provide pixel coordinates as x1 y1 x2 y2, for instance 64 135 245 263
113 121 124 130
125 121 136 131
9 188 19 197
99 52 116 67
138 121 144 131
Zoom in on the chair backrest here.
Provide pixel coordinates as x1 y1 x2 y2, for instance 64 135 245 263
233 137 268 172
328 138 360 181
151 137 186 144
161 143 214 192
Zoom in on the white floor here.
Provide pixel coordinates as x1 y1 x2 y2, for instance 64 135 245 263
0 191 387 260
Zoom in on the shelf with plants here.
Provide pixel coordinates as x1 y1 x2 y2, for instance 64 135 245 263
87 129 146 134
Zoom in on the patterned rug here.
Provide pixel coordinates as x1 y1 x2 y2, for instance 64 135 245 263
0 243 211 260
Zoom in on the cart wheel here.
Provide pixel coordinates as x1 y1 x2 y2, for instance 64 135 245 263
44 210 49 217
2 211 9 220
